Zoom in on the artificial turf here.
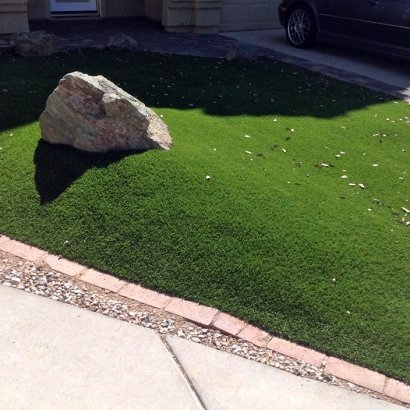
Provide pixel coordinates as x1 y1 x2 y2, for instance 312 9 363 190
1 50 409 383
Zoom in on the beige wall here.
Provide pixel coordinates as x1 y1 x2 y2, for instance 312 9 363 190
162 0 222 33
145 0 162 21
219 0 281 31
25 0 279 33
0 0 29 33
104 0 144 17
27 0 144 19
27 0 48 19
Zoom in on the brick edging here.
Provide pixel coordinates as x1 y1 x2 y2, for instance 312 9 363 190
1 234 409 405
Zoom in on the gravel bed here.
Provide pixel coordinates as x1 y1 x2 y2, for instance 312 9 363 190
0 250 408 408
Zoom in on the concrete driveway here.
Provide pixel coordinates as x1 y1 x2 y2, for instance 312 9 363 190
222 29 410 96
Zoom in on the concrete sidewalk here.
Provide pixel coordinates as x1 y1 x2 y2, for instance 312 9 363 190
0 285 403 409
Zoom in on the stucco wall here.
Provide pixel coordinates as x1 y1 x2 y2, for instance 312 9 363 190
219 0 281 31
0 0 29 33
104 0 144 17
27 0 144 19
145 0 162 21
25 0 279 33
27 0 47 19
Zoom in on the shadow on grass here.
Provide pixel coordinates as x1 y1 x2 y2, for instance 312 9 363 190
0 50 391 135
33 139 139 204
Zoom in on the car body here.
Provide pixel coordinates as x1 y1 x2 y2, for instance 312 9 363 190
278 0 410 60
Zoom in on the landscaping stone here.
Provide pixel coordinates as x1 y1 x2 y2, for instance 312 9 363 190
12 31 60 57
225 41 258 62
39 72 172 152
107 33 139 52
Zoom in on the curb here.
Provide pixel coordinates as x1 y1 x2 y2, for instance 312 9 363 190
1 234 409 405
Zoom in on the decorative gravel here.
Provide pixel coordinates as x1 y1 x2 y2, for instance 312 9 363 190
0 250 408 408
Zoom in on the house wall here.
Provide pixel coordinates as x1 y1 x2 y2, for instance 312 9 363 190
0 0 30 33
27 0 47 19
104 0 144 18
162 0 223 33
219 0 281 31
145 0 162 21
27 0 144 20
25 0 279 33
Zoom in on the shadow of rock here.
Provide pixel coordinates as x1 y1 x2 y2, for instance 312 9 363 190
34 139 139 205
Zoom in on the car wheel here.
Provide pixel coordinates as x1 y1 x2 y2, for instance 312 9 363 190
286 5 317 48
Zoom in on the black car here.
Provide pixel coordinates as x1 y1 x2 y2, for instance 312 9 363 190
278 0 410 59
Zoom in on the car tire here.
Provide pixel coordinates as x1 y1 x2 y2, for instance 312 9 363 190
286 4 317 48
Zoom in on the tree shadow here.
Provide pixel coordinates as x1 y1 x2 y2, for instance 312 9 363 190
33 139 140 204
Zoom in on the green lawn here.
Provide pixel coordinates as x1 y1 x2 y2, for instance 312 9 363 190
1 50 409 383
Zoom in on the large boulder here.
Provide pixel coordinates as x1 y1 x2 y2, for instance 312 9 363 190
107 33 139 52
12 31 60 57
225 41 258 62
39 72 172 152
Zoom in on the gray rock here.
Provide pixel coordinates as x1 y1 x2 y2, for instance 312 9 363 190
40 72 172 153
36 277 48 287
107 33 139 52
225 41 258 62
12 31 60 57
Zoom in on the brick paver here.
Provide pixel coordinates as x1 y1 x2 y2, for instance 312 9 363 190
237 324 272 347
79 269 126 293
119 284 171 309
212 312 247 336
384 378 410 404
267 337 326 368
45 254 85 277
165 298 219 327
0 240 46 262
325 357 386 393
